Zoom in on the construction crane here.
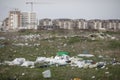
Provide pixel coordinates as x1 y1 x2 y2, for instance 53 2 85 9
26 1 51 13
26 2 34 13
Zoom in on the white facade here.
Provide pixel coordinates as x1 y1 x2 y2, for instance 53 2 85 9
118 23 120 29
75 19 87 29
40 19 52 26
58 21 63 29
43 21 52 26
94 21 102 30
54 19 74 30
20 12 37 29
8 11 21 30
13 14 18 28
78 21 87 29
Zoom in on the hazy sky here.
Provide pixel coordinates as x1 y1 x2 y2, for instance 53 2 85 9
0 0 120 21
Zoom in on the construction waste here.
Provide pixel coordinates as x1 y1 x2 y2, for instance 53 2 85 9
2 52 119 69
87 33 116 40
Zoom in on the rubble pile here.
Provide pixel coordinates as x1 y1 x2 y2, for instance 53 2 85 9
87 33 116 40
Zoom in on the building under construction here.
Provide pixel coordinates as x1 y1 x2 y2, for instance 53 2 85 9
2 9 37 31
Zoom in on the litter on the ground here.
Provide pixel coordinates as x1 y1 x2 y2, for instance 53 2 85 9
78 54 94 57
42 70 51 78
2 51 119 69
21 61 34 67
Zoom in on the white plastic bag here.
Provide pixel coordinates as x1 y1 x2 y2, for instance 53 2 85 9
42 70 51 78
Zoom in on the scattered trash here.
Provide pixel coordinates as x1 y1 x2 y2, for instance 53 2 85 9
105 71 109 74
22 73 25 76
73 78 81 80
42 70 51 78
35 57 46 63
57 51 69 56
97 62 106 68
77 50 94 57
91 76 95 79
0 44 4 48
3 55 107 69
0 37 6 40
2 50 118 69
98 55 103 58
78 54 94 57
21 61 34 67
13 43 40 47
89 64 97 68
11 58 25 66
63 43 67 47
106 67 108 70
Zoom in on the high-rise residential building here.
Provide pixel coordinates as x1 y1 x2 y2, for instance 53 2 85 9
8 10 21 30
20 12 37 29
5 9 37 30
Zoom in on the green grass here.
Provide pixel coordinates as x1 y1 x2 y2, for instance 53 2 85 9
0 65 120 80
104 31 120 35
108 40 120 49
0 30 120 80
67 36 81 45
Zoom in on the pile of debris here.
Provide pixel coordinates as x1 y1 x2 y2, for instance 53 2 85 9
87 33 116 40
3 51 115 69
4 58 34 68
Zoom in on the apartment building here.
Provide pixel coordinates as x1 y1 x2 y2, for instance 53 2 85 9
75 19 87 29
8 10 21 30
39 18 59 30
2 10 120 31
39 18 52 26
118 21 120 30
2 10 37 31
20 12 37 29
108 20 119 31
102 20 120 31
52 19 74 30
38 19 120 31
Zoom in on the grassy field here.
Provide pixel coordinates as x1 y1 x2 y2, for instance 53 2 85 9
0 30 120 80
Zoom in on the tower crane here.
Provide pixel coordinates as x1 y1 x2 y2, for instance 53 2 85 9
26 1 50 13
26 2 34 13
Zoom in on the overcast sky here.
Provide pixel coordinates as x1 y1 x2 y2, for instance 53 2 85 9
0 0 120 21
